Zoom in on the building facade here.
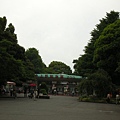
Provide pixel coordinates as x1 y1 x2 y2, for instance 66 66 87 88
36 74 82 95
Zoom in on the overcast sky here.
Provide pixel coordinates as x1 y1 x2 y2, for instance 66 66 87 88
0 0 120 71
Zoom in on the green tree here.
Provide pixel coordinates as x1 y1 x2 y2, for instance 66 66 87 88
0 17 25 84
25 48 45 74
88 69 115 97
78 69 115 97
78 79 93 96
40 82 48 94
0 16 35 85
0 40 27 84
94 20 120 85
48 61 72 74
22 58 35 81
73 11 119 77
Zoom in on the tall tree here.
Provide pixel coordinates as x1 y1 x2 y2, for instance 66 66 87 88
73 11 119 77
23 58 35 81
0 16 35 85
88 69 114 97
48 61 72 74
25 48 45 74
94 20 120 85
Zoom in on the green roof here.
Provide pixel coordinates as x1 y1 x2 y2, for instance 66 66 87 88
36 74 82 79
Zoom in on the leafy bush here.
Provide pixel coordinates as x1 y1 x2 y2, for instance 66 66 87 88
79 95 107 103
40 82 48 94
40 89 47 95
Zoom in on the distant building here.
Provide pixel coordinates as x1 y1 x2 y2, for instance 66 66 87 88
36 74 82 95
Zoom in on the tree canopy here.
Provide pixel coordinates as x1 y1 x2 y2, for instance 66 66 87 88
73 11 120 85
0 17 35 85
94 19 120 85
47 61 72 74
25 48 45 74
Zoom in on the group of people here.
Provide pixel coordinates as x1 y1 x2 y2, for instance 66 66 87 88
24 88 38 100
0 85 17 98
0 86 6 95
10 87 17 98
28 88 38 100
106 92 120 104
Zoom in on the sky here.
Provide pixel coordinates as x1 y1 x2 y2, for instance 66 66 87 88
0 0 120 71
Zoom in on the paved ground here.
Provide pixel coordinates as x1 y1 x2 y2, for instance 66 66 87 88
0 95 120 120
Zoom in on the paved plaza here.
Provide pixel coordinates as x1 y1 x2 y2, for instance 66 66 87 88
0 95 120 120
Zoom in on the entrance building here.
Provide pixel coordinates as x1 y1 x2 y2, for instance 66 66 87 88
36 74 82 95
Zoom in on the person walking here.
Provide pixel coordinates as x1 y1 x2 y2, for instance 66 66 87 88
30 88 34 98
33 89 37 101
116 94 120 104
72 90 75 97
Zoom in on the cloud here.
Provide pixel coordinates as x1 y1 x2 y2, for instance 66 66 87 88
0 0 120 71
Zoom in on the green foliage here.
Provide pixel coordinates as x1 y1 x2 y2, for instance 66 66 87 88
48 61 72 74
25 48 45 74
40 82 48 94
23 59 35 80
0 46 25 83
73 53 96 76
89 69 115 97
73 11 120 86
0 16 35 85
78 69 115 97
94 20 120 85
115 62 120 73
78 79 93 96
40 89 47 95
79 95 107 103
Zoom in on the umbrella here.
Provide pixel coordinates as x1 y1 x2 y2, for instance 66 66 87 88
29 83 36 87
7 81 16 85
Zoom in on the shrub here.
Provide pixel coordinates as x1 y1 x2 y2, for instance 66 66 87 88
40 89 47 95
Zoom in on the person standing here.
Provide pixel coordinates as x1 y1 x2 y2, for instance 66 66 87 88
106 93 112 103
37 84 41 98
72 90 75 97
30 88 34 98
13 86 17 99
24 87 27 98
116 94 120 104
10 87 13 97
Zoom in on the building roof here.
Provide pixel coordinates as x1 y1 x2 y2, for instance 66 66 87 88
36 74 82 79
